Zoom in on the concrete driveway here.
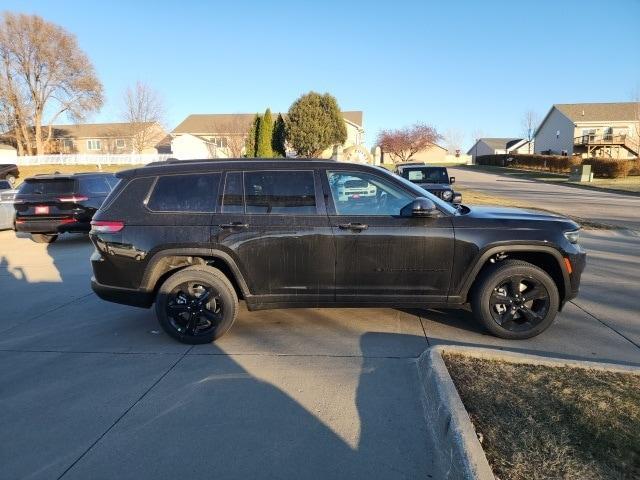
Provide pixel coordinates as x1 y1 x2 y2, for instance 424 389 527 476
449 167 640 230
0 228 638 479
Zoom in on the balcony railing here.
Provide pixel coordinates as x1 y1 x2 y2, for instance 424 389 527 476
574 133 627 146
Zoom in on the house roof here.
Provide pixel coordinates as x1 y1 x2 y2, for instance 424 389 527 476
172 111 364 134
553 102 639 122
481 138 524 150
44 122 159 139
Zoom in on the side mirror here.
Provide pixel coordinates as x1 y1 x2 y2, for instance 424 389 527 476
401 197 438 218
452 193 462 204
449 176 455 184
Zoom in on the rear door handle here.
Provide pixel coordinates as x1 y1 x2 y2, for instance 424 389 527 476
218 222 249 229
337 222 368 231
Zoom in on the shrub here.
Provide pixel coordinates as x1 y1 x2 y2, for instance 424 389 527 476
582 158 632 178
476 154 580 173
629 158 640 176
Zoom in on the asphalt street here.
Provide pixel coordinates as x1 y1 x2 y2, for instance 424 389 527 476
1 177 639 479
449 167 640 230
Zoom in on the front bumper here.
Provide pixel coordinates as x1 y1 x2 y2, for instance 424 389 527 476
565 250 587 302
91 277 154 308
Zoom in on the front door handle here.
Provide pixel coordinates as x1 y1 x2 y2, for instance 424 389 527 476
218 222 249 229
337 222 368 231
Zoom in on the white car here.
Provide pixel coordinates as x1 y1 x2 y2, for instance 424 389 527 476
0 179 18 230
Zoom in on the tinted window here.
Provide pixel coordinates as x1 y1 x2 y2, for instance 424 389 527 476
147 173 220 212
221 172 244 213
244 171 316 214
19 179 76 195
0 180 11 190
327 171 413 216
80 177 111 195
401 167 448 184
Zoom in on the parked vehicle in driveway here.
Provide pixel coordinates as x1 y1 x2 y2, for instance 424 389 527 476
0 179 18 230
395 164 461 203
0 164 19 185
89 159 586 344
14 172 117 243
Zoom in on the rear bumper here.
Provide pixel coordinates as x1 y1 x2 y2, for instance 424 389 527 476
91 277 154 308
15 217 90 234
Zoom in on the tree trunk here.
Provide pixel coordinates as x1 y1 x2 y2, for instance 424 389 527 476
34 111 43 155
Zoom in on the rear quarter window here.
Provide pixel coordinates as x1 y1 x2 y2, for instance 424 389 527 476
147 173 221 212
79 177 111 195
19 179 76 195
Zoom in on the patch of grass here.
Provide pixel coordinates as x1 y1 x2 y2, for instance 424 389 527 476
443 353 640 480
14 164 145 185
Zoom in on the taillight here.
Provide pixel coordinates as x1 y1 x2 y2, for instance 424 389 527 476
90 220 124 233
58 195 89 202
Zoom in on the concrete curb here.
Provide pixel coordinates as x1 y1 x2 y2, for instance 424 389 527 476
417 345 640 480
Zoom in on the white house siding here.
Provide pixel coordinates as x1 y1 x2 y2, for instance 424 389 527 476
0 146 17 159
468 140 496 160
171 134 213 160
534 108 575 155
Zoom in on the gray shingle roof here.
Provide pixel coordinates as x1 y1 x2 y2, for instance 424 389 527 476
480 138 523 150
554 102 639 122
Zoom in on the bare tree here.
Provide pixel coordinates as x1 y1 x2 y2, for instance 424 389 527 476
122 81 165 153
205 116 253 158
521 110 539 153
443 129 465 155
376 122 441 163
0 12 103 155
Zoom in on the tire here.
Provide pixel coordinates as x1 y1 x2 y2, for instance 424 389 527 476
470 260 559 340
155 265 238 344
31 233 58 244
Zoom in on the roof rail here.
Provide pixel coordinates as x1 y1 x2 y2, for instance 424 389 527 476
145 157 332 167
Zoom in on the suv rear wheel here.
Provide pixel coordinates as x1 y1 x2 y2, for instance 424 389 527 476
471 260 559 339
31 234 58 244
155 265 238 344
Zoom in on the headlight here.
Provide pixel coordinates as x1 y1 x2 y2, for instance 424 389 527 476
441 190 453 200
564 229 580 244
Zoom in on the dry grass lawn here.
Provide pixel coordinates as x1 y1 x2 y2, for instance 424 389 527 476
13 164 145 185
443 353 640 480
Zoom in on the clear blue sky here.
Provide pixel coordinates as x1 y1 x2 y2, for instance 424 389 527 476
5 0 640 149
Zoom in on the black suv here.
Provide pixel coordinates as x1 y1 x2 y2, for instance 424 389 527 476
14 172 117 243
395 164 460 203
90 159 586 344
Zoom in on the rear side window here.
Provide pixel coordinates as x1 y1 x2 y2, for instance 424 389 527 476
80 177 111 195
147 173 221 212
244 170 316 214
19 179 76 195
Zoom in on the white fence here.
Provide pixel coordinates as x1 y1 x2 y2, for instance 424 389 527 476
14 154 173 166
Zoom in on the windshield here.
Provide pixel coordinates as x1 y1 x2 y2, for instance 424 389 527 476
19 178 76 195
374 167 458 215
401 167 449 184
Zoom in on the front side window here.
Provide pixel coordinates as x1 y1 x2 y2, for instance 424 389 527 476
221 172 244 213
87 139 102 151
244 170 316 214
327 171 413 216
147 173 220 212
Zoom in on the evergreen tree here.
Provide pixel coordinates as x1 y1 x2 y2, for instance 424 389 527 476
272 113 287 157
256 108 273 157
245 113 260 157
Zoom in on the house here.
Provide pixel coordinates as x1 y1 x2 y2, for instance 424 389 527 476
0 143 17 159
534 102 640 158
5 122 168 155
379 143 448 164
467 138 532 161
170 111 365 160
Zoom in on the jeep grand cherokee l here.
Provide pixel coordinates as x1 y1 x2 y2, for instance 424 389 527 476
89 159 586 344
14 172 117 243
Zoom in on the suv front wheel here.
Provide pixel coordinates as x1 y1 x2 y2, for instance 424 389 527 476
156 265 238 344
471 260 559 339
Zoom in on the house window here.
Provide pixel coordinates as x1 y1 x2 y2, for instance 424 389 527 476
87 139 102 151
210 137 228 148
115 139 126 148
62 139 74 149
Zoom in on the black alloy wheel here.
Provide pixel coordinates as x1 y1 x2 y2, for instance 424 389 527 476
488 275 550 332
166 282 223 337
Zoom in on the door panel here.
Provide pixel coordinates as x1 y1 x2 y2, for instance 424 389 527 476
213 170 334 302
324 170 454 302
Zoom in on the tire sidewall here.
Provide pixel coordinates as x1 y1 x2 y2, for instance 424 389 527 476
156 267 238 344
473 263 560 339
